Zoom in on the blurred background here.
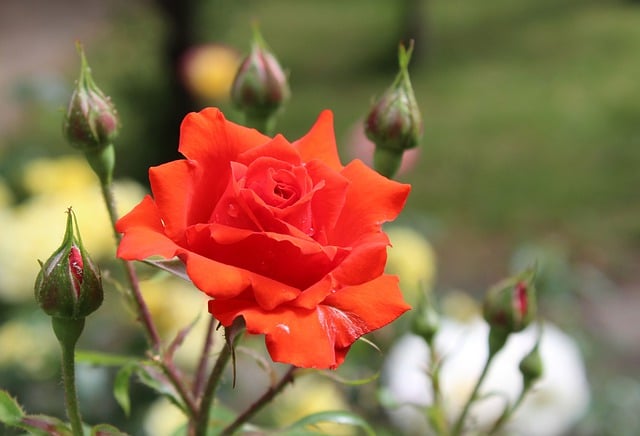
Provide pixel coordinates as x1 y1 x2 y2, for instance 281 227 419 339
1 0 639 434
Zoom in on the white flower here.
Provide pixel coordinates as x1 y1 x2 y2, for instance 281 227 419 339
383 317 589 435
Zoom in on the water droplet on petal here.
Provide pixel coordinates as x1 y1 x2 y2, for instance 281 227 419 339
227 202 239 217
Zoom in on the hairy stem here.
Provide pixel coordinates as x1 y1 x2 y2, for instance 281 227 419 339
193 342 233 436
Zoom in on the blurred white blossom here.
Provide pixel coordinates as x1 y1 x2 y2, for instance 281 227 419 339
383 317 589 435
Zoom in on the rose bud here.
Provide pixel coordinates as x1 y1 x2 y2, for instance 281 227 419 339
63 43 119 152
410 292 439 346
520 335 544 392
231 27 289 132
35 209 103 320
365 41 422 178
483 271 537 356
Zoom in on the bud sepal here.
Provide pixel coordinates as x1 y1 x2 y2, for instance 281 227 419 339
483 270 537 356
231 26 290 133
365 41 423 178
63 43 119 153
34 208 103 320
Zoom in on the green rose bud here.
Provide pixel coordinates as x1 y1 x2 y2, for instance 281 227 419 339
365 41 422 178
410 293 439 346
483 270 537 356
519 328 544 391
231 26 289 132
35 209 103 320
63 43 119 152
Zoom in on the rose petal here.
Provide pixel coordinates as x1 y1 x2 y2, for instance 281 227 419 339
178 108 269 164
331 231 389 285
292 110 343 171
330 160 410 245
237 134 301 166
322 274 411 349
116 196 181 260
149 159 222 241
209 298 339 368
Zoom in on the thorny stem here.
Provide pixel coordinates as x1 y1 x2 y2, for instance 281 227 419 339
486 388 527 435
220 365 297 436
97 173 161 351
193 317 217 399
94 162 197 420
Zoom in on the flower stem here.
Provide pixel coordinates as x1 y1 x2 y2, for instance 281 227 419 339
96 171 161 352
193 317 217 399
451 353 495 436
220 366 296 436
193 342 233 436
52 317 85 436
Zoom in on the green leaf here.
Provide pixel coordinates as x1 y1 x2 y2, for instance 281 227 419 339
76 350 137 367
114 363 136 416
0 390 24 425
91 423 129 435
20 414 71 435
282 410 375 436
136 362 186 413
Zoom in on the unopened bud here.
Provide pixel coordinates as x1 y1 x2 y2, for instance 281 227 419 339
35 209 103 319
63 43 119 152
410 292 439 346
365 41 422 178
231 27 289 129
483 270 537 355
520 328 544 391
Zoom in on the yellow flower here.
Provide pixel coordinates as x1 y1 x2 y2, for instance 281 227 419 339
0 177 13 207
0 319 57 377
385 225 437 305
181 44 241 101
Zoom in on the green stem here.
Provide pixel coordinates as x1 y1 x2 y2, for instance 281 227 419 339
52 317 85 436
193 317 217 398
426 346 448 436
486 388 527 435
244 112 275 135
95 167 161 352
220 366 296 436
451 353 495 436
193 343 233 436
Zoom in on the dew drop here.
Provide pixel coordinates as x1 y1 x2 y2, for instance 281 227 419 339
227 202 239 217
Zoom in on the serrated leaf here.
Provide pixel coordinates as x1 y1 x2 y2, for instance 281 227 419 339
114 363 136 416
0 390 24 425
91 423 129 435
283 411 375 436
20 414 71 435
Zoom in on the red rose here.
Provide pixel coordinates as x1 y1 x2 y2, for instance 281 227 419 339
116 108 411 369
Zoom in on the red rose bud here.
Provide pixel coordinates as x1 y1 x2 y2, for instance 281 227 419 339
365 41 422 178
231 26 289 129
63 43 119 152
483 270 537 355
35 209 103 319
